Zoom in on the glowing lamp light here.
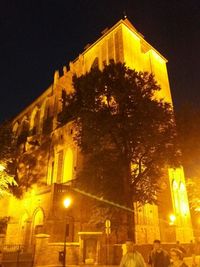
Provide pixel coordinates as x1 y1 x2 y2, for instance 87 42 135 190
62 196 72 267
63 197 72 209
169 214 176 225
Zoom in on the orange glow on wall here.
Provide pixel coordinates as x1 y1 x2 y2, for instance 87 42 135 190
168 167 193 242
169 214 176 225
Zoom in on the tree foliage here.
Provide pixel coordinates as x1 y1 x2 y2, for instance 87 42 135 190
0 120 17 197
59 61 180 207
12 139 49 198
0 121 16 166
0 119 50 198
0 169 17 197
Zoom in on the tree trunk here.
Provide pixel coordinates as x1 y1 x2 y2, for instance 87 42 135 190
122 158 135 241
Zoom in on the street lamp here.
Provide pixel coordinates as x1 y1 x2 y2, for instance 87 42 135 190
105 219 111 265
63 196 72 267
63 197 71 209
169 214 176 225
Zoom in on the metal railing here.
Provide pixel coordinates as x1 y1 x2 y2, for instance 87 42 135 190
0 244 34 267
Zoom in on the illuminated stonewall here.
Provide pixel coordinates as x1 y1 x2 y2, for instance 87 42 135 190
0 18 193 266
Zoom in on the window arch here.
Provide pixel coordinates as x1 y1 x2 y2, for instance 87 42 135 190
40 99 47 121
47 158 55 185
19 116 30 134
17 116 30 145
179 181 189 216
91 57 99 69
30 106 40 135
32 208 44 235
172 179 178 190
179 182 185 192
41 98 53 134
172 179 180 214
12 121 19 136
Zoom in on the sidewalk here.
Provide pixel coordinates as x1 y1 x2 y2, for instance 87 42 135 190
184 255 200 266
30 257 200 267
33 261 200 267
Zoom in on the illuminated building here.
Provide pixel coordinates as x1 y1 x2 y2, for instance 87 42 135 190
0 18 193 260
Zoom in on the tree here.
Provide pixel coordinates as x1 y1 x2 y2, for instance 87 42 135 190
12 138 50 198
0 167 17 197
59 61 180 238
0 120 17 197
0 119 49 198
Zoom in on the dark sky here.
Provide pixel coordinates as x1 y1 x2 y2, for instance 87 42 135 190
0 0 199 123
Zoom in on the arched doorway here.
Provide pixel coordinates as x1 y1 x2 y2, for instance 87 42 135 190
31 208 44 244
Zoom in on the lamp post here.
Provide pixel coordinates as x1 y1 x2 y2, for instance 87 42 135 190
169 213 176 242
63 197 72 267
105 219 111 265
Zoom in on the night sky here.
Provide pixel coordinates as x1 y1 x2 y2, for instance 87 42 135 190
0 0 199 123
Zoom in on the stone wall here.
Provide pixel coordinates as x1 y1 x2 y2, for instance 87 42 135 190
34 234 79 266
32 234 200 266
33 234 124 266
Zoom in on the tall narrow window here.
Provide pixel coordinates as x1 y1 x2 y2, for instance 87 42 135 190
115 31 120 62
108 36 114 61
57 150 64 183
101 42 107 66
63 148 73 183
91 57 99 69
114 28 123 62
51 161 54 184
30 107 40 135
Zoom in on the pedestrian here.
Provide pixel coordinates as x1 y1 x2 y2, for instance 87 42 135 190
148 239 170 267
120 241 146 267
176 241 186 256
169 248 188 267
0 250 2 267
188 240 195 256
188 240 197 267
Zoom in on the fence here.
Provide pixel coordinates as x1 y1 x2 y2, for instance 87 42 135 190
0 244 34 267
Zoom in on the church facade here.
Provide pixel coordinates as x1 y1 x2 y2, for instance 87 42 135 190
0 18 193 256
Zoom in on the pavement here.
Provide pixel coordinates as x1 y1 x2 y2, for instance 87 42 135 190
19 256 200 267
34 259 200 267
184 255 200 266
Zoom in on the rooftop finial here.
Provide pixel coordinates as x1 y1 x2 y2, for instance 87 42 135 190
63 66 67 75
54 70 59 84
123 11 127 19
